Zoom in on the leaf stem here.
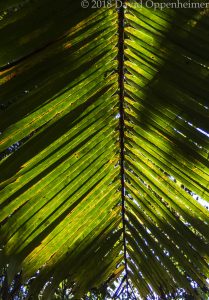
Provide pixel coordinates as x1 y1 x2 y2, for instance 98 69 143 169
117 0 129 296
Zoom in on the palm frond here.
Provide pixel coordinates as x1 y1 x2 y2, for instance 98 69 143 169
0 1 209 299
124 2 209 298
0 3 123 297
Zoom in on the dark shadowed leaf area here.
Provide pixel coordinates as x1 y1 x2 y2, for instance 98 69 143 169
0 0 209 299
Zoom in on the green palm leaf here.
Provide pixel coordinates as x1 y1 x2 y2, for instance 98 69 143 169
0 0 209 299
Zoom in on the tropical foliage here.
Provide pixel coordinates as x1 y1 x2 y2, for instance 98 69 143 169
0 0 209 299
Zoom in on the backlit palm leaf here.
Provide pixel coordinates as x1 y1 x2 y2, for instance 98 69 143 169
0 0 208 299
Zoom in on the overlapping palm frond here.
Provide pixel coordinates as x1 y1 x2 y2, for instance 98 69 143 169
124 1 209 299
0 2 123 298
